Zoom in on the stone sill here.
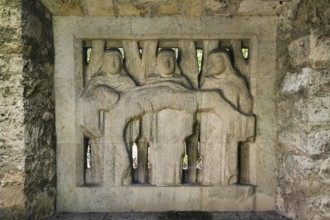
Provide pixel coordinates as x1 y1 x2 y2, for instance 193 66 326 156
57 185 256 212
46 211 291 220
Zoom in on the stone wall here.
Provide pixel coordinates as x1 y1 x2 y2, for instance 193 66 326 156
0 0 25 218
40 0 285 16
0 0 55 219
21 0 56 219
276 0 330 219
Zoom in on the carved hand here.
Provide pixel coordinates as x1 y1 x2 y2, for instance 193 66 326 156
139 98 153 113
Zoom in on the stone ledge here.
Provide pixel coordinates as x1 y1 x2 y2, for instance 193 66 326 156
57 185 255 212
46 211 291 220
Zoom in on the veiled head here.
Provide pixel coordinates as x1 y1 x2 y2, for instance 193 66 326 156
100 49 123 76
208 49 234 77
154 49 177 78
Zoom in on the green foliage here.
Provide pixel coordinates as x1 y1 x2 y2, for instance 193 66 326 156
242 48 249 59
197 49 203 72
183 154 188 169
86 48 91 63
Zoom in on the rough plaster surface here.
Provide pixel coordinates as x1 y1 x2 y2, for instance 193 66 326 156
0 0 55 219
276 0 330 219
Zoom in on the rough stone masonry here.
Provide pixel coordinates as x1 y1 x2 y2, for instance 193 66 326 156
276 0 330 219
0 0 55 219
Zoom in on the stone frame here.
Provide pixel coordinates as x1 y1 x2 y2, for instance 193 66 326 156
54 16 277 212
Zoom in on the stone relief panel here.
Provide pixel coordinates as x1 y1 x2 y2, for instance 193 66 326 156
54 16 277 212
78 39 256 187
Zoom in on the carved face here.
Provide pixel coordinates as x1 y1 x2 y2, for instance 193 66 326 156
209 53 227 76
156 52 176 77
102 52 122 75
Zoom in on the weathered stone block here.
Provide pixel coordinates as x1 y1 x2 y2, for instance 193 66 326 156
0 170 25 208
306 196 330 220
288 33 330 69
255 193 276 211
281 68 311 94
204 0 232 15
132 187 201 211
309 68 330 96
254 143 276 208
40 0 84 16
278 129 304 152
55 100 79 144
238 0 284 15
307 97 330 123
131 17 202 35
277 98 309 126
85 0 115 16
284 154 330 183
288 35 310 67
159 2 180 15
306 129 330 157
57 186 256 212
253 100 276 142
201 186 255 211
309 33 330 69
56 144 79 189
117 3 148 16
183 0 203 16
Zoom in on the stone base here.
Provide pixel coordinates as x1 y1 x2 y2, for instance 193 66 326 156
57 185 255 212
46 211 290 220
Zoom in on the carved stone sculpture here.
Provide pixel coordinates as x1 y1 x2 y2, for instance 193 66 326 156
53 15 278 212
79 45 255 187
106 81 255 186
141 49 194 186
199 49 254 186
80 49 136 185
